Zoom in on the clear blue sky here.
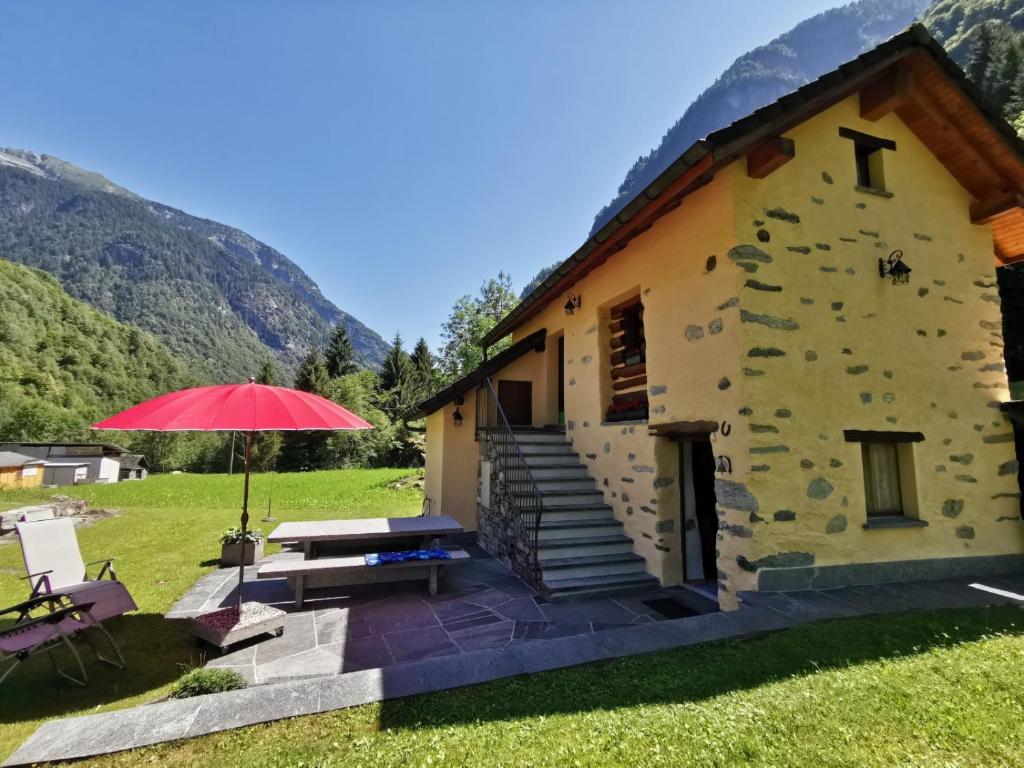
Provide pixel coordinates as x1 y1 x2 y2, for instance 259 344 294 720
0 0 843 350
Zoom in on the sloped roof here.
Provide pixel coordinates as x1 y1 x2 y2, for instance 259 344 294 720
414 329 547 418
0 451 45 468
118 454 148 470
481 23 1024 348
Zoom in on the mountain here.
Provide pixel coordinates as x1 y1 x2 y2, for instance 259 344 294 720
590 0 929 234
921 0 1024 60
0 258 195 441
0 149 389 381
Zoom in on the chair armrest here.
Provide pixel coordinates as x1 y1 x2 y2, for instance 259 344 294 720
21 570 53 598
0 594 65 619
20 569 53 582
84 558 116 580
3 603 95 636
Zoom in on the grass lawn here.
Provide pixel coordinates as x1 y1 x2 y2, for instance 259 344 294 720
77 605 1024 768
0 469 423 761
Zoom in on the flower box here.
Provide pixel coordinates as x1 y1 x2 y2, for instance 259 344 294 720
220 540 263 566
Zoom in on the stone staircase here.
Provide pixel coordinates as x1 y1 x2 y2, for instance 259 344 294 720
498 428 658 599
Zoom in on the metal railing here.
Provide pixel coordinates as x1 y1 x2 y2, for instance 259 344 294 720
476 377 544 588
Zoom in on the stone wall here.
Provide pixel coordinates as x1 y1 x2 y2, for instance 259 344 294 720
723 94 1024 595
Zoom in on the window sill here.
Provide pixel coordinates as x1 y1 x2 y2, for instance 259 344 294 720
855 185 894 199
862 516 928 530
600 419 649 427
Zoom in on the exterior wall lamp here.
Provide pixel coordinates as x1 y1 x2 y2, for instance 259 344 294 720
452 396 464 428
879 249 911 285
564 293 582 315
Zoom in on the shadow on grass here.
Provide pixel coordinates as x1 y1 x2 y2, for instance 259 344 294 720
0 612 196 728
378 605 1023 731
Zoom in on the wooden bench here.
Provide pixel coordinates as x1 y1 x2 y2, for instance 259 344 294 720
257 548 470 608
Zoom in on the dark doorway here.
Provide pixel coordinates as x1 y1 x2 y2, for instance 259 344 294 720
679 438 719 583
497 380 532 426
557 336 565 424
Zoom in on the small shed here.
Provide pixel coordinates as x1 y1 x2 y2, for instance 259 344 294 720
118 454 149 481
0 452 46 489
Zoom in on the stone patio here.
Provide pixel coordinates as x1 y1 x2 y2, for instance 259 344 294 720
6 566 1023 766
166 542 719 684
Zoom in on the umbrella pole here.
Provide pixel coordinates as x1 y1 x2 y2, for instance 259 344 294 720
237 430 254 612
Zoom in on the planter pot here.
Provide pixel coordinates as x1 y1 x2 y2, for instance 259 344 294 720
220 540 263 566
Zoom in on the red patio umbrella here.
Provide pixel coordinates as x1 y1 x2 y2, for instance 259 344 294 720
94 380 372 610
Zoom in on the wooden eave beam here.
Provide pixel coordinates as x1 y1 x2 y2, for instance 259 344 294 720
746 136 795 179
903 83 1012 191
970 191 1024 225
860 64 911 121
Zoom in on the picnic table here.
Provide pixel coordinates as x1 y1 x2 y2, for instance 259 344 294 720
261 515 468 607
267 515 464 559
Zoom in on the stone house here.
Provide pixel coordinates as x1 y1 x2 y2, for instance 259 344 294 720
415 25 1024 608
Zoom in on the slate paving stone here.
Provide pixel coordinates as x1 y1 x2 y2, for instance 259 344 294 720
512 620 592 641
912 579 1013 607
254 612 317 664
465 588 518 609
738 591 842 622
383 625 460 663
842 584 921 612
448 619 515 652
591 622 634 632
881 582 964 610
432 598 491 623
421 582 490 604
485 575 537 598
787 589 869 618
607 590 668 618
206 643 257 668
540 598 638 625
442 611 503 632
355 596 441 635
982 576 1024 597
322 636 395 672
493 596 547 622
822 586 904 613
258 648 342 683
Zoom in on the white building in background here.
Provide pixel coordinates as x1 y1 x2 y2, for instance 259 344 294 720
0 443 138 485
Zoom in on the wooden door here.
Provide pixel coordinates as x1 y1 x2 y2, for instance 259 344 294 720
498 380 532 426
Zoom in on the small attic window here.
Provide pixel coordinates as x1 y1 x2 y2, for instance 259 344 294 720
839 127 895 195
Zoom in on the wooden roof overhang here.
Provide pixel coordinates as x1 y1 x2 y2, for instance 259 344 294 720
481 24 1024 348
413 328 547 418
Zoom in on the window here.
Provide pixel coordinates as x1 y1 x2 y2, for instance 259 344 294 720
861 442 902 517
839 127 895 194
605 294 648 423
844 430 925 528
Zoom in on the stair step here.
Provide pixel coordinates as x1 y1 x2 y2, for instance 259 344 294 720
496 442 574 455
510 432 571 444
540 552 648 580
535 478 597 492
513 492 606 508
531 507 616 523
537 534 635 560
537 518 623 541
522 453 580 466
544 571 660 599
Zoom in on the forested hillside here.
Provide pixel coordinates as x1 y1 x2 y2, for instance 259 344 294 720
922 0 1024 130
0 149 389 380
0 259 196 441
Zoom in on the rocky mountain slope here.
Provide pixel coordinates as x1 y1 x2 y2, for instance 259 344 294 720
589 0 929 234
0 149 388 380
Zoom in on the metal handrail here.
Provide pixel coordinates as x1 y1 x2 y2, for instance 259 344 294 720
477 377 544 587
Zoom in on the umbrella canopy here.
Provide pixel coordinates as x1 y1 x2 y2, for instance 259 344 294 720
93 382 372 432
93 380 373 612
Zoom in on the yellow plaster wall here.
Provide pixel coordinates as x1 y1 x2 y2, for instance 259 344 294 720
723 94 1023 591
508 175 743 586
492 347 551 426
423 396 480 530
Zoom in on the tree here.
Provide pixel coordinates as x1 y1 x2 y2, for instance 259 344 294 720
410 336 439 401
251 357 283 471
279 348 331 471
967 22 995 90
379 332 418 422
255 357 279 386
438 271 518 382
293 348 330 396
325 323 358 378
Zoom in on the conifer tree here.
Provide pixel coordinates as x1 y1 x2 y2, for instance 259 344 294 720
325 323 358 378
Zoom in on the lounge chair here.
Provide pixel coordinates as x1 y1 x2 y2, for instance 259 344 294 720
16 518 137 623
0 594 125 687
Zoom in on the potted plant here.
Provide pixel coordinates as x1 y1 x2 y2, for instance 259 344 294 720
219 527 264 566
